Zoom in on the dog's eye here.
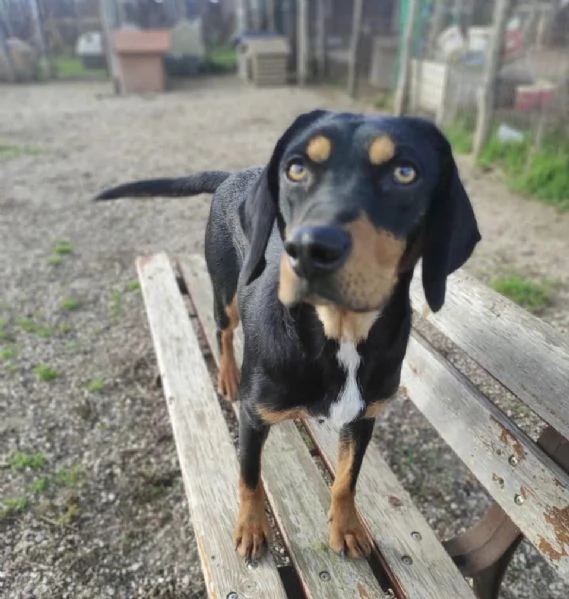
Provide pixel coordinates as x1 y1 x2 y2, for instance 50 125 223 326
393 165 417 184
286 160 308 182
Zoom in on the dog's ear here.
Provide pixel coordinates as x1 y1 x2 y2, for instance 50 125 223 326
242 109 329 285
421 143 481 312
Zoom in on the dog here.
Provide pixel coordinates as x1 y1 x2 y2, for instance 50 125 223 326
96 109 481 562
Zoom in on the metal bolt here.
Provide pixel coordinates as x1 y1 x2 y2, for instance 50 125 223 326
514 494 525 505
411 531 422 541
509 455 519 466
319 571 331 582
226 593 238 599
402 555 413 566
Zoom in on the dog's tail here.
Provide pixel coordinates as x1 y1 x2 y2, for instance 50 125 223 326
94 170 231 201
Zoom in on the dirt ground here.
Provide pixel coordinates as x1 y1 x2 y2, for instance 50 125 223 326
1 77 568 599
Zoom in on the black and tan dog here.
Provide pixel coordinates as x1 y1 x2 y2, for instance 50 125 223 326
96 109 481 562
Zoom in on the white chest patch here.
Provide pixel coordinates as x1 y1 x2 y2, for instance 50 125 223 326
329 341 365 429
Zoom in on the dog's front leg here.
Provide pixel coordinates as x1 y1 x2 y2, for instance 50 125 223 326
328 418 374 559
234 403 271 560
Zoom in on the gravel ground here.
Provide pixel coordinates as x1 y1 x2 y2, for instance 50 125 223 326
1 76 568 599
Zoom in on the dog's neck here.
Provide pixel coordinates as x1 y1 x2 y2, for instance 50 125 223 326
313 305 380 344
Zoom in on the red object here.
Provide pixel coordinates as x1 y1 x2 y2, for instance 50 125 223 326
514 84 556 112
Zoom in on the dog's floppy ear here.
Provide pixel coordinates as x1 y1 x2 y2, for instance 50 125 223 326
421 143 481 312
242 109 329 285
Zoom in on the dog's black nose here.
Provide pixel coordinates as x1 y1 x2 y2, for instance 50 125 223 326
284 225 352 279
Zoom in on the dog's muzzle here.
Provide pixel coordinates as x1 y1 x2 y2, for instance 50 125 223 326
284 225 352 280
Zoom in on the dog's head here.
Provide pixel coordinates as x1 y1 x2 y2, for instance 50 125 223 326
242 110 480 313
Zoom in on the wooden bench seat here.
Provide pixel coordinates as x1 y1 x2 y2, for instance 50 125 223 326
137 252 569 598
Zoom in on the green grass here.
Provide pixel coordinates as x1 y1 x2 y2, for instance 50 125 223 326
30 477 49 494
35 364 59 382
0 142 42 161
126 280 140 292
55 464 85 488
0 345 17 361
9 450 47 471
86 377 105 393
444 120 474 155
0 317 9 340
478 130 569 210
53 239 73 256
60 297 82 312
206 47 237 71
512 149 569 210
491 274 554 313
0 496 30 518
55 56 106 80
57 501 80 526
18 318 52 338
48 255 64 267
58 322 72 335
374 92 394 112
111 290 123 316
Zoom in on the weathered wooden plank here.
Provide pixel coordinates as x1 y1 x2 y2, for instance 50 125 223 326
179 255 386 599
136 253 287 599
180 255 476 598
410 59 448 116
403 331 569 579
304 418 477 599
410 266 569 441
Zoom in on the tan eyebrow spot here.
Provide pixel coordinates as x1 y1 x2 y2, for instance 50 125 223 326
368 135 395 165
306 135 332 163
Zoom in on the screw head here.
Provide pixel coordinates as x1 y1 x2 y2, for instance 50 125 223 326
514 494 525 505
319 570 331 582
411 531 422 541
402 555 413 566
509 455 519 466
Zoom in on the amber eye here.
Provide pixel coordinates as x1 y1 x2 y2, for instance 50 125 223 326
286 160 308 182
393 164 417 184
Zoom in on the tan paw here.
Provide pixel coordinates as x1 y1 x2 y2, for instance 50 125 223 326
328 498 372 559
233 509 271 561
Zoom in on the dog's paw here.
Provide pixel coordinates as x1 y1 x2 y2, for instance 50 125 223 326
218 357 240 401
328 498 371 559
233 510 271 561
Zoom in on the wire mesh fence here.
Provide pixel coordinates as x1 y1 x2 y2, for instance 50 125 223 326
303 0 569 209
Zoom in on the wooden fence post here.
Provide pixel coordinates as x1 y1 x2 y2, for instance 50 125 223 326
393 0 421 116
315 0 328 79
235 0 249 36
473 0 511 157
29 0 51 74
427 0 446 58
347 0 364 97
297 0 309 85
99 0 120 93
